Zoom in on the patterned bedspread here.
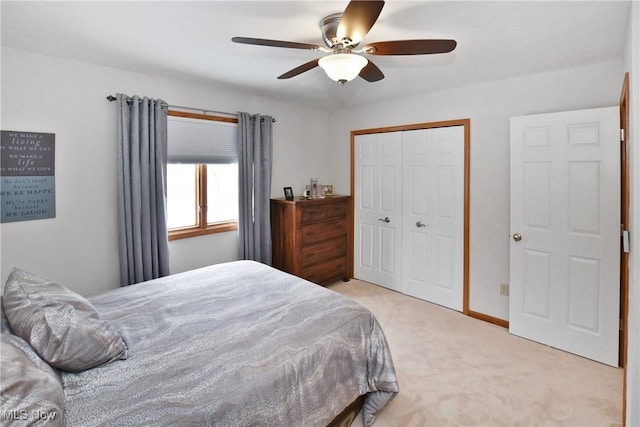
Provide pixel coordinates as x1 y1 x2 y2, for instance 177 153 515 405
61 261 398 426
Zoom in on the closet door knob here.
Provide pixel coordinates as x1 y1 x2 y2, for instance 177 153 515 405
416 221 427 228
512 233 522 242
378 217 391 223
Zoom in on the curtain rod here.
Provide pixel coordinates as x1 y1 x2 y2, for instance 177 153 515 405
106 95 275 122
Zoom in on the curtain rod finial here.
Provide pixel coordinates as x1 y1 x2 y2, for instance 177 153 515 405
106 95 117 102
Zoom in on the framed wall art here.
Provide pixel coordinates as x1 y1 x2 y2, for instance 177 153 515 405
1 130 56 223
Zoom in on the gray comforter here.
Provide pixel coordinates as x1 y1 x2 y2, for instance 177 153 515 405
61 261 398 426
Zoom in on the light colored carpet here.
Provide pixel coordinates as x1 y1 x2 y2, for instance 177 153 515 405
328 279 623 427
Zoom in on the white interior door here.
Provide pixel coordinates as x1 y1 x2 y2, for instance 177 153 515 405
354 132 403 291
509 106 620 366
402 127 464 311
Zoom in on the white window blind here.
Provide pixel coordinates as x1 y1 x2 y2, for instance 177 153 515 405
167 115 238 164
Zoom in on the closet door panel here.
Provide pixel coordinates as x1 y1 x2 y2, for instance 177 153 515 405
354 136 378 284
402 126 464 311
354 132 403 291
431 126 465 311
402 129 433 300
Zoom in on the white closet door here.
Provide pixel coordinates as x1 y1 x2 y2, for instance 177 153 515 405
402 126 465 311
509 107 620 366
354 132 403 291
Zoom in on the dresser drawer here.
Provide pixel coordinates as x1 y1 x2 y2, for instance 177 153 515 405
300 200 347 225
301 237 347 268
301 219 347 245
300 205 327 224
326 201 347 220
302 256 347 285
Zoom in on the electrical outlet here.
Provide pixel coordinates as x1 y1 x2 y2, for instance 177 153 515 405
500 283 509 296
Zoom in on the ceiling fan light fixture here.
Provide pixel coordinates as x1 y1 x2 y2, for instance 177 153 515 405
318 53 368 85
232 1 457 84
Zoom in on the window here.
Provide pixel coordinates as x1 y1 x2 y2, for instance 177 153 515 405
166 111 238 240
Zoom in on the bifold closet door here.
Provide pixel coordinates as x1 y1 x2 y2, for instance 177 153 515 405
402 127 465 311
354 132 403 291
354 126 464 310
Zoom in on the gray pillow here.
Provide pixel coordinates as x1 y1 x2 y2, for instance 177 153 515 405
0 332 64 426
0 295 14 334
3 268 128 372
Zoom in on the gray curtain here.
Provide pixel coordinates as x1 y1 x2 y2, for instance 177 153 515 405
238 112 273 264
116 93 170 286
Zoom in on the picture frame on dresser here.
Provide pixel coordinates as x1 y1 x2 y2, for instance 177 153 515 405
283 186 294 201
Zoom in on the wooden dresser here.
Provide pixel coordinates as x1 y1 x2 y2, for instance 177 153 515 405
270 196 351 286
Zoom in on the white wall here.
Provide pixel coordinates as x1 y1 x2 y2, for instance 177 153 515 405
0 47 331 296
328 60 623 321
623 2 639 425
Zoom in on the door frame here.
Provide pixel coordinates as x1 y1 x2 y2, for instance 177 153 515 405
620 71 629 427
350 118 472 315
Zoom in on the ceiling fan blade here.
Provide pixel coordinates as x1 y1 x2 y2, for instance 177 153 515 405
337 0 385 46
277 59 320 79
359 60 384 82
232 37 321 51
365 39 457 55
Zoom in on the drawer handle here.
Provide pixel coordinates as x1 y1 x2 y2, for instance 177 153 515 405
378 217 391 223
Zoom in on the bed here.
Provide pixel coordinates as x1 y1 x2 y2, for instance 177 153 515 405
1 260 398 426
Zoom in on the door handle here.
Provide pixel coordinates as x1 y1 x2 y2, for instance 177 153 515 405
416 221 427 228
378 217 391 223
512 233 522 242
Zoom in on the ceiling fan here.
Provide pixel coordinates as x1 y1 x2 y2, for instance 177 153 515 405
232 0 457 85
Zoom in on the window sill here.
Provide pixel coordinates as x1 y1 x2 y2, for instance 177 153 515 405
168 222 238 241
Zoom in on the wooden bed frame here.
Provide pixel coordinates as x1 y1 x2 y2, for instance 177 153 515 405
328 395 365 427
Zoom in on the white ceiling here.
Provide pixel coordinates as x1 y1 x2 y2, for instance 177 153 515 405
1 1 631 110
